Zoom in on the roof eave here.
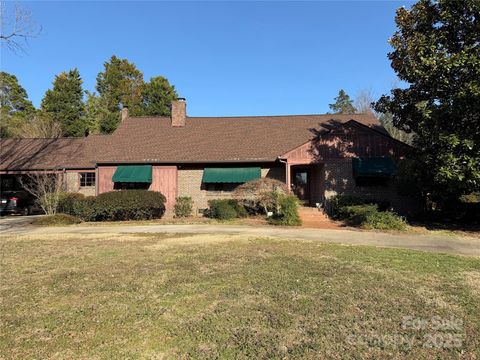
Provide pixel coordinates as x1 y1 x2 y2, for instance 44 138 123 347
95 159 278 165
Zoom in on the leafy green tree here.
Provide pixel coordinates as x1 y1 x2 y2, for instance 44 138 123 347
329 89 357 114
0 72 35 137
375 0 480 204
41 68 85 136
142 76 177 116
96 55 144 133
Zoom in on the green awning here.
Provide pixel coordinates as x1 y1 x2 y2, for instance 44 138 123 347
352 157 396 178
112 165 152 183
202 167 261 183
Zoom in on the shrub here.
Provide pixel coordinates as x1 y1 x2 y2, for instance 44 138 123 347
339 203 406 230
57 192 85 215
33 213 82 226
233 178 288 214
459 192 480 204
94 190 166 221
213 202 237 220
327 195 392 218
363 211 407 231
341 204 378 226
268 194 302 226
327 195 368 219
174 196 193 217
72 196 97 221
229 199 248 218
205 199 246 220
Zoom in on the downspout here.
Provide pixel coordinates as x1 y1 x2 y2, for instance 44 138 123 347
62 168 66 191
277 157 290 193
95 166 99 196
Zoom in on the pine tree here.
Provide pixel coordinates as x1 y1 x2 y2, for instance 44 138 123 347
0 72 35 137
96 56 144 133
329 89 357 114
83 91 106 135
41 68 85 137
142 76 178 116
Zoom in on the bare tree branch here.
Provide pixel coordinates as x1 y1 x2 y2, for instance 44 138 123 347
18 171 65 215
354 88 376 114
20 114 63 138
0 2 42 54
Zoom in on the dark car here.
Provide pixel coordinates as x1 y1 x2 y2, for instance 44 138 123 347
0 191 36 215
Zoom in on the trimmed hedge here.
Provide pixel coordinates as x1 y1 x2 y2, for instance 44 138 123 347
205 199 247 220
174 197 193 218
59 190 166 222
268 194 302 226
72 196 97 221
57 192 85 214
95 190 166 221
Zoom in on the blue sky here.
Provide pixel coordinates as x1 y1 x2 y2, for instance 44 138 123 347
2 1 412 116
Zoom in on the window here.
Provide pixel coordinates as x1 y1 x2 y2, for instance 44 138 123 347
205 183 239 192
80 172 95 187
355 176 389 187
113 182 150 190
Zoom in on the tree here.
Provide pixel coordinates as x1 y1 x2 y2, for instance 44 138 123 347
378 112 414 145
353 88 413 143
96 55 144 133
232 178 288 214
0 71 35 137
375 0 480 204
83 91 105 135
19 113 62 138
0 2 41 54
142 76 178 116
329 89 357 114
354 89 375 114
41 69 85 137
19 171 65 215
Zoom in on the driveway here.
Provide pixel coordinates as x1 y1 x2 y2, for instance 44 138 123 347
1 217 479 257
0 215 43 232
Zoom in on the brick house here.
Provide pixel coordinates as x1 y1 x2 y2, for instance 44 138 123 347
0 99 413 214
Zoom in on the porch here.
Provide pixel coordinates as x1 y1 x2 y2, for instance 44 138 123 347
286 163 325 207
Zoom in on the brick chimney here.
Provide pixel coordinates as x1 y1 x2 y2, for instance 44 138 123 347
171 98 186 127
121 106 129 122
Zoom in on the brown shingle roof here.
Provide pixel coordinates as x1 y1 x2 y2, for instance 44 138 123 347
96 114 383 163
0 113 384 169
0 135 108 171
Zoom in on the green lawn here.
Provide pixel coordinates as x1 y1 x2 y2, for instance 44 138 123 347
1 233 479 359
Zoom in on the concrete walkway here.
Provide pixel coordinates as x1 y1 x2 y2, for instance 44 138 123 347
1 216 479 256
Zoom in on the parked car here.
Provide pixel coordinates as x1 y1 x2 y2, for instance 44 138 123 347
0 191 36 215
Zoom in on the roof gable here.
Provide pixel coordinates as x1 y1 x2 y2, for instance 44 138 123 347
281 119 408 163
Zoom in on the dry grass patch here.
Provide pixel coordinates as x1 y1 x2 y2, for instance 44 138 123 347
1 233 479 359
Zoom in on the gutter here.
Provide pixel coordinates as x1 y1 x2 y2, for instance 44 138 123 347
95 159 280 165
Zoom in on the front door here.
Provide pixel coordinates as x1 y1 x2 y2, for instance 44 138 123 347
292 168 310 204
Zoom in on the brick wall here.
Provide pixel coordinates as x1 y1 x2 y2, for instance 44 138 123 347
324 158 418 215
178 164 285 214
64 172 79 192
64 171 96 196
